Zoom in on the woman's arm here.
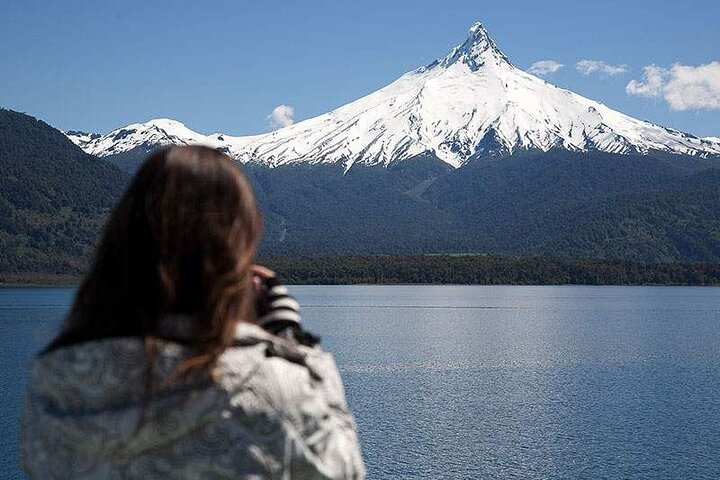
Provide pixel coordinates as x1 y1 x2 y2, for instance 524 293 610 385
284 351 366 479
250 265 364 478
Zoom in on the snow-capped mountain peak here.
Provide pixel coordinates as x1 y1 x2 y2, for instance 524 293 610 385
439 22 510 70
68 22 720 169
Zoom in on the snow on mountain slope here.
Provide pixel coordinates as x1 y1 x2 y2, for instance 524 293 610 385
70 23 720 169
66 119 212 157
65 130 101 150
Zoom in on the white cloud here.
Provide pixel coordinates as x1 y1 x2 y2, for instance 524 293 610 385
527 60 564 76
576 60 628 76
267 104 295 129
665 62 720 110
626 65 667 97
626 62 720 111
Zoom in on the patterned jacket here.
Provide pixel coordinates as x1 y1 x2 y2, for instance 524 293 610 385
21 321 366 479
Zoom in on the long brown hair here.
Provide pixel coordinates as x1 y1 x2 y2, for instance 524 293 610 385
45 145 262 374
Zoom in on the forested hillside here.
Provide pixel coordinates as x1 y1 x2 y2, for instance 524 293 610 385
249 151 720 263
0 110 128 276
2 109 719 283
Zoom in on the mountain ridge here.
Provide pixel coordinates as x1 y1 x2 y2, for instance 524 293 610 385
66 23 720 172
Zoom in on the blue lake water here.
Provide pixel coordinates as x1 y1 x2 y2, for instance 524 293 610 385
2 285 720 479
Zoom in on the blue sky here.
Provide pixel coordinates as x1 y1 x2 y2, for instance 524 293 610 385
1 0 719 137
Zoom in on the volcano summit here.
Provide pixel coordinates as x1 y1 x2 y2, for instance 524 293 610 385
67 23 720 172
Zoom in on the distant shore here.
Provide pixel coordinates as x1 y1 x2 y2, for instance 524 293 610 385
4 254 720 287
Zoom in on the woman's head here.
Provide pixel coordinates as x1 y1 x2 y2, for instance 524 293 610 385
47 146 262 368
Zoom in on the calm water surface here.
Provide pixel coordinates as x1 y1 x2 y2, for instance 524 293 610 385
2 285 719 479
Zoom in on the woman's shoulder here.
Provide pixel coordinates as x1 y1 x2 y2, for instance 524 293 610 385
220 322 345 395
217 322 349 420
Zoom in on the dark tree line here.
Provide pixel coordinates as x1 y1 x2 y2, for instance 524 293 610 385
260 254 720 286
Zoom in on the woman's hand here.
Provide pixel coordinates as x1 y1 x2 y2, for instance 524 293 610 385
251 264 276 279
251 264 276 291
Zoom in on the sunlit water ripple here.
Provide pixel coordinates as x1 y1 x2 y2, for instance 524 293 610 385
2 285 719 479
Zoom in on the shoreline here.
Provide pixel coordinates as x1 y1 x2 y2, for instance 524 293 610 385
3 281 719 288
4 254 720 287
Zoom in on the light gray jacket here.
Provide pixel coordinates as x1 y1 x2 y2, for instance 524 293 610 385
21 322 365 479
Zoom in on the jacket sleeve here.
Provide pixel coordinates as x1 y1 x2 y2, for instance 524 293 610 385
268 348 366 480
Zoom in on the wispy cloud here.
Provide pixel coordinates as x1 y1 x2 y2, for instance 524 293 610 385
576 60 628 76
267 104 295 129
626 62 720 111
528 60 564 76
626 65 666 98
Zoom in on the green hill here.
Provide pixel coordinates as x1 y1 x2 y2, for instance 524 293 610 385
0 109 129 277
